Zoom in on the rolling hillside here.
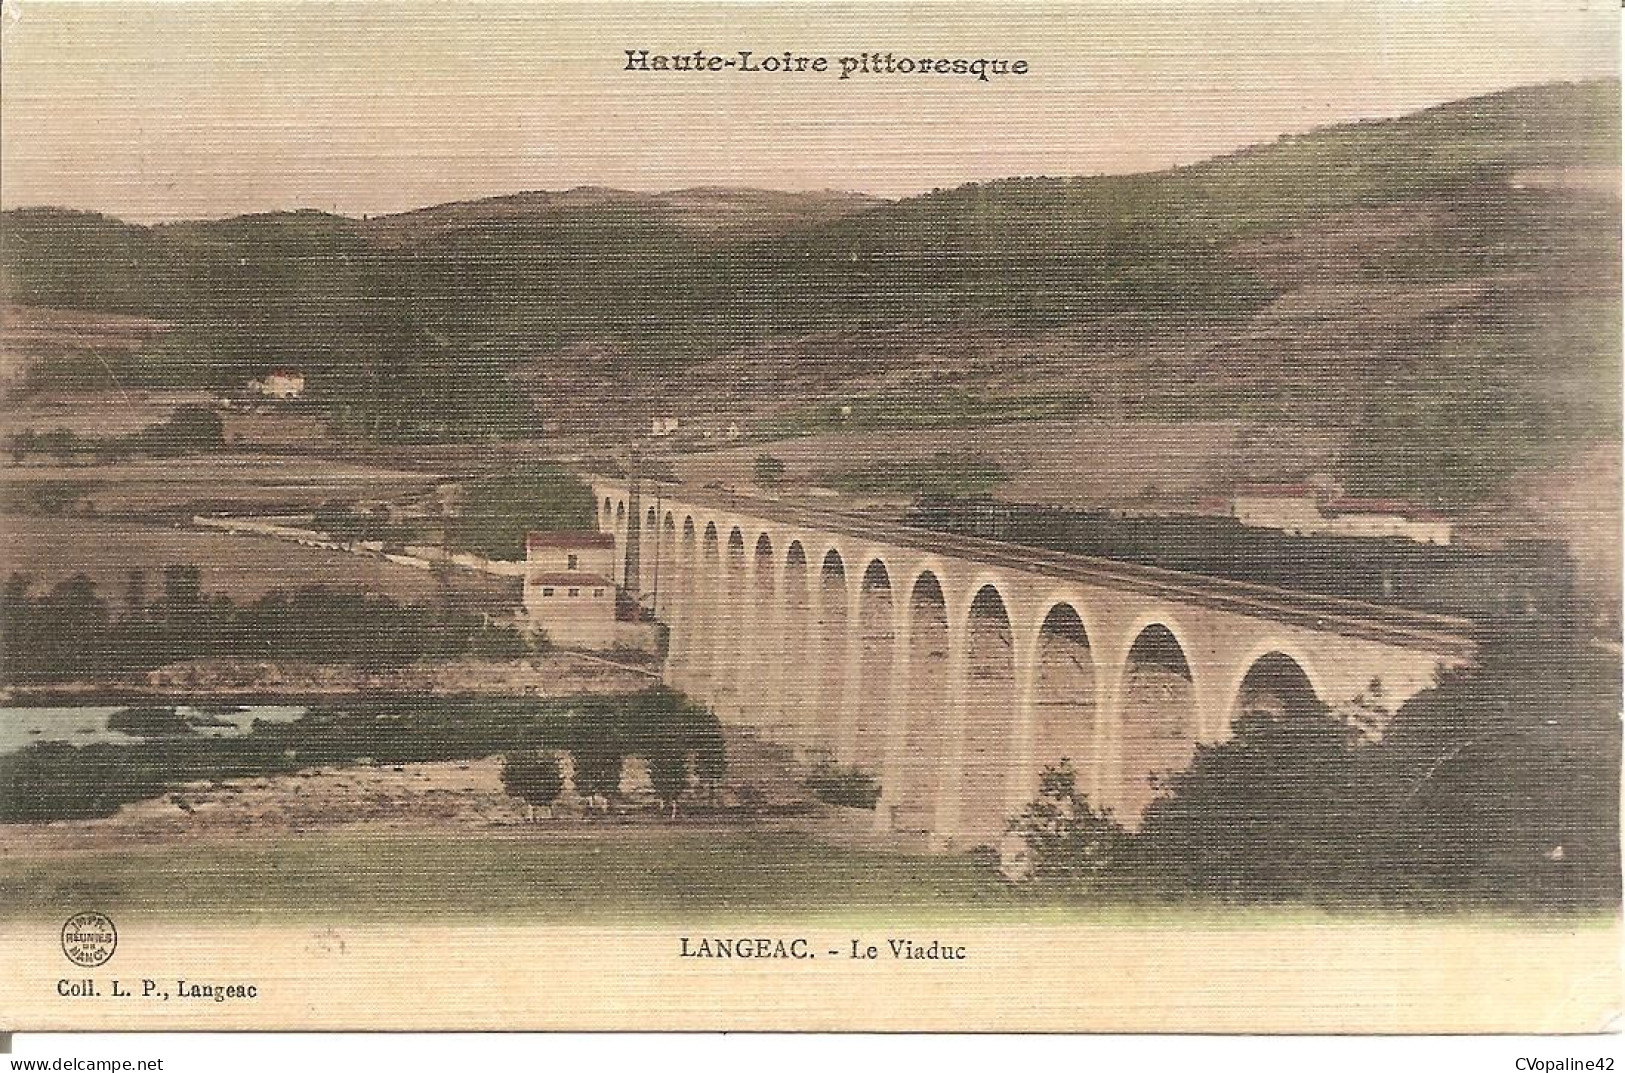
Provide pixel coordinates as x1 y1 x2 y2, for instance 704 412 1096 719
0 79 1617 504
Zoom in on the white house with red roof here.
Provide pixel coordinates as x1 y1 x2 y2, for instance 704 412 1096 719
1231 483 1452 545
522 531 617 647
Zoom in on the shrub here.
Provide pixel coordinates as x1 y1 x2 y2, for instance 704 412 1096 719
1007 760 1128 887
805 761 881 810
753 454 786 486
1131 710 1363 901
106 706 195 738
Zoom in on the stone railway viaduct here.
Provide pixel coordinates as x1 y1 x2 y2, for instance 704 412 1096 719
591 480 1478 848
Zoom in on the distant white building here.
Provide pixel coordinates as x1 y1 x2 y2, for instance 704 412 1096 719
248 369 306 400
650 416 681 437
1231 484 1452 545
1232 484 1325 536
522 531 617 647
1322 498 1453 546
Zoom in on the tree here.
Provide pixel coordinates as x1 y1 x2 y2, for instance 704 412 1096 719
500 751 564 821
448 465 596 560
145 405 224 455
1007 760 1128 887
160 564 204 610
647 747 689 819
569 723 625 813
620 688 721 817
1132 709 1361 901
1364 619 1622 909
123 568 148 613
634 693 694 818
692 721 727 803
753 453 786 487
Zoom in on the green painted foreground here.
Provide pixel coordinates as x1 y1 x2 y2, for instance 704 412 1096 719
0 829 1004 923
1 829 1614 928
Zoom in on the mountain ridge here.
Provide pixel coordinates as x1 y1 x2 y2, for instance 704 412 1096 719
0 77 1617 509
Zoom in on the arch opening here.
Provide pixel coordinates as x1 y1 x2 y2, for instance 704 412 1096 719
669 517 698 670
809 550 850 756
752 534 776 589
654 513 678 621
778 543 812 743
711 528 749 715
961 584 1015 845
731 533 779 725
894 572 949 831
692 524 722 697
849 560 895 771
1232 652 1324 722
1118 623 1198 823
1032 602 1099 805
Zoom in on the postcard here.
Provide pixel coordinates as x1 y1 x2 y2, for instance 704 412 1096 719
0 0 1619 1036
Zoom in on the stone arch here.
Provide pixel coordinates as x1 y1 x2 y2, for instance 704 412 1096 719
809 548 851 755
616 501 626 527
734 532 779 726
752 532 775 569
1030 600 1101 803
892 569 950 832
654 512 679 622
693 522 722 701
960 582 1016 845
848 558 895 771
778 541 813 744
667 516 700 677
711 527 748 716
1227 649 1327 724
646 506 657 528
1117 622 1200 822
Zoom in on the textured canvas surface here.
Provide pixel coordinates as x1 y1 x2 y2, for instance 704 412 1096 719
0 0 1620 1039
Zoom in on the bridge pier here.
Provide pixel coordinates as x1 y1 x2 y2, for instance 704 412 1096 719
931 619 970 847
874 608 912 834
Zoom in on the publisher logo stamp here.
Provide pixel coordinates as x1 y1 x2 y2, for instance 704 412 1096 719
61 911 117 967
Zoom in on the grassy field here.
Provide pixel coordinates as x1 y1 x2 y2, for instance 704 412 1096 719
0 454 441 515
1 514 511 605
2 828 1617 927
0 829 1011 923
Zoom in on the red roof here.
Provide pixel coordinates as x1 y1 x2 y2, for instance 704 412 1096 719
529 573 612 587
526 531 615 550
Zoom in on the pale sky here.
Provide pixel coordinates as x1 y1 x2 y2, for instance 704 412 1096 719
1 0 1618 222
